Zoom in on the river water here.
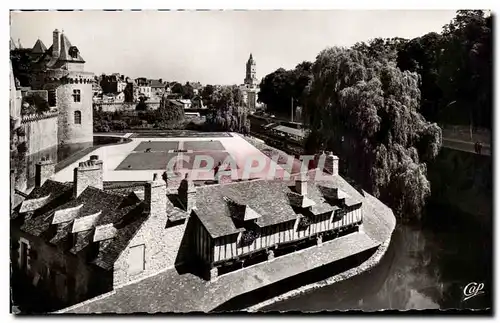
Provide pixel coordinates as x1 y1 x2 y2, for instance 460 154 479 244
261 203 492 312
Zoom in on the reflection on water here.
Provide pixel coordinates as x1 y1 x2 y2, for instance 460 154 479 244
262 206 492 312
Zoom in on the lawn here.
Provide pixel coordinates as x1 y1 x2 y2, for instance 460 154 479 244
133 141 180 152
115 152 181 170
183 140 225 151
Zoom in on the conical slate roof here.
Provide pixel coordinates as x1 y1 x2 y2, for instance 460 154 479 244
32 39 47 54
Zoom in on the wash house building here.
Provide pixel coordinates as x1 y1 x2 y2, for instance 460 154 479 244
11 151 367 311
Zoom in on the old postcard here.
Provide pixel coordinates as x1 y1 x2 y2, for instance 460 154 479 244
9 8 493 314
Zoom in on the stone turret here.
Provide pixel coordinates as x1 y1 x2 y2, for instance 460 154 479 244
32 29 94 146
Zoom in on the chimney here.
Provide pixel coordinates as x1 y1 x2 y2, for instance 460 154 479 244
52 29 60 58
73 157 104 198
144 173 167 217
178 174 196 212
35 157 55 188
90 155 103 170
295 172 308 196
324 152 339 176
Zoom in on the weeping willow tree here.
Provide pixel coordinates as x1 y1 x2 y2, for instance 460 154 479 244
304 47 442 221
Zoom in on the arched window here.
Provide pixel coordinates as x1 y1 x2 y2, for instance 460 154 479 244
74 110 82 124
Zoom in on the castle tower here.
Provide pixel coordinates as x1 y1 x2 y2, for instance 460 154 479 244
32 29 94 145
244 53 257 87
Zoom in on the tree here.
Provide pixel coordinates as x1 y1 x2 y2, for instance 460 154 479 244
10 49 34 87
304 47 442 221
397 32 444 123
183 82 195 100
258 62 312 118
258 68 294 116
21 93 49 115
171 82 185 97
437 10 492 130
352 37 408 64
135 96 148 111
201 84 216 107
394 11 492 130
156 94 184 127
124 82 134 102
205 85 250 134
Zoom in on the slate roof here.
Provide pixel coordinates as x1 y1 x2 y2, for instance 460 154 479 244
193 169 363 238
35 32 85 68
32 39 47 54
11 180 147 271
11 180 73 221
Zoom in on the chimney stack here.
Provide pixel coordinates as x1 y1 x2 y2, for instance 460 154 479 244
73 156 104 198
323 152 339 176
90 155 103 170
52 29 60 58
178 173 196 212
144 173 167 217
35 157 55 188
295 172 308 196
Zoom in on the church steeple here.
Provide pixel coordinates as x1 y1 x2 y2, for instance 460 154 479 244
244 53 257 87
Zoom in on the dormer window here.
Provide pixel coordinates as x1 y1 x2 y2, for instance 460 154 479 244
69 46 79 59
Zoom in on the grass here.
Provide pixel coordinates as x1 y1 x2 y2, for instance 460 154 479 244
183 140 225 151
115 152 181 170
133 141 180 152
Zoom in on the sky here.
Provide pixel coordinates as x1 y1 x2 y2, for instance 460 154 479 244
10 10 458 85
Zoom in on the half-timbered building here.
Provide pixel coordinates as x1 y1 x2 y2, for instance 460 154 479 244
189 168 364 280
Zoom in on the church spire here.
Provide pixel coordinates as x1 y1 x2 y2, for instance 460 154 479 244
244 53 257 87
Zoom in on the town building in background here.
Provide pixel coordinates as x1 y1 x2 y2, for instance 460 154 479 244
240 53 260 112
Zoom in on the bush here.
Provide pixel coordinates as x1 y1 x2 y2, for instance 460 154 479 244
22 93 49 115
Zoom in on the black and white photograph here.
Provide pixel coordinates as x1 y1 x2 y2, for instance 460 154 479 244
8 6 493 315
